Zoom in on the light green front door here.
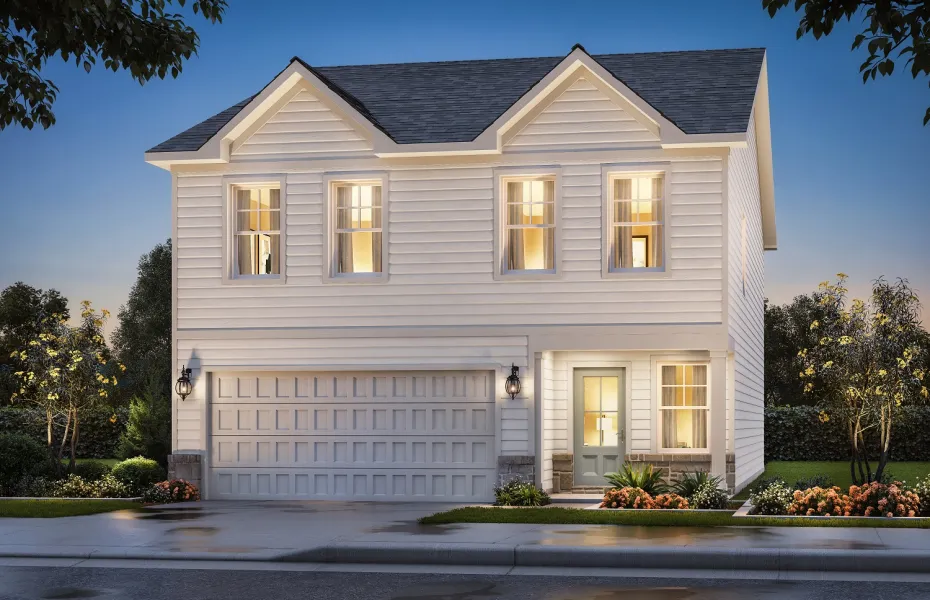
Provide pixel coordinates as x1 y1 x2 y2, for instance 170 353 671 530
573 369 625 486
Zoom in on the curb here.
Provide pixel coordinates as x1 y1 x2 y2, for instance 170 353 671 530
277 543 930 574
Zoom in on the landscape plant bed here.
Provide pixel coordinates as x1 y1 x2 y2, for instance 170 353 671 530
420 506 930 528
0 499 142 518
733 500 930 520
588 505 733 512
0 496 142 501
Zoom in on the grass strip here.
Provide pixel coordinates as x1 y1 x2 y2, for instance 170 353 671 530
420 506 930 528
0 499 142 518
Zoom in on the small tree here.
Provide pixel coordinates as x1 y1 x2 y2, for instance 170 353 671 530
12 301 123 469
799 275 927 484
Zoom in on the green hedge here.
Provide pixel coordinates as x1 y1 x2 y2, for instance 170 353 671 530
0 406 128 459
765 405 930 462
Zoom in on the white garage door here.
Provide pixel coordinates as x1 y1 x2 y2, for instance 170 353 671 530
208 370 496 501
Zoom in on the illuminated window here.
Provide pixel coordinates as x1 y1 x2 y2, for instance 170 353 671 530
333 183 383 275
609 175 664 270
659 364 708 450
234 186 280 277
503 177 555 272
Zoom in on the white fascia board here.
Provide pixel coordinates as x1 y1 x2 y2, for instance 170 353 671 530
661 133 748 149
753 54 777 251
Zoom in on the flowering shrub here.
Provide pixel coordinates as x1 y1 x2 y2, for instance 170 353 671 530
49 474 132 498
653 493 690 509
788 486 850 516
600 486 655 509
749 480 793 515
845 481 919 517
143 479 200 504
493 480 551 506
689 481 730 509
906 475 930 516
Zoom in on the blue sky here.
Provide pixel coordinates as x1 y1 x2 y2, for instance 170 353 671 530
1 0 927 330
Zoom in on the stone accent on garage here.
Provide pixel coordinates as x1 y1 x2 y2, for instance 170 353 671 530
497 455 536 486
168 452 203 491
550 453 574 493
625 453 736 493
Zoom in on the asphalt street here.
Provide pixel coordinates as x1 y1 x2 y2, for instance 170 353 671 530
1 566 928 600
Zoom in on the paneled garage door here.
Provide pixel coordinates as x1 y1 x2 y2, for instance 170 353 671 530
208 371 496 501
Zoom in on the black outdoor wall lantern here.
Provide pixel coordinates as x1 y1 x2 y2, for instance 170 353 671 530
505 364 522 399
175 365 193 401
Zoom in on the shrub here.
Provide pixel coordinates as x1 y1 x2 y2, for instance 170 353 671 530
845 482 920 517
653 493 690 509
789 486 850 516
71 460 111 481
0 406 128 459
748 475 785 496
689 480 730 509
749 481 793 515
49 474 132 498
143 479 200 504
672 471 724 501
111 456 166 494
493 480 551 506
906 475 930 516
600 486 655 509
9 476 54 497
117 392 171 467
0 432 53 493
605 463 668 495
793 474 834 491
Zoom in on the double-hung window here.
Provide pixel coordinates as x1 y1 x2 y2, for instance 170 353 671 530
234 186 281 277
502 177 556 273
608 174 664 271
332 182 383 276
659 364 708 450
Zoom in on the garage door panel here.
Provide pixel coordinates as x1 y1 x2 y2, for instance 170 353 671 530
210 468 492 500
212 402 493 436
208 370 497 501
212 436 493 469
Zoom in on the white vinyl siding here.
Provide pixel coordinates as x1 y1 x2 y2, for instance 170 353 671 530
727 113 766 489
232 88 372 159
504 77 659 152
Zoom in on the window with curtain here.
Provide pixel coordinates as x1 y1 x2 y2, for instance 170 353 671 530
333 183 383 275
503 178 555 272
609 174 664 270
235 186 280 277
659 364 708 450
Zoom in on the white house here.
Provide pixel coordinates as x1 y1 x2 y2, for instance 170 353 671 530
146 45 776 501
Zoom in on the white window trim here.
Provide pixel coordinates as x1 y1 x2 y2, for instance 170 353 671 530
600 165 670 279
654 360 711 454
221 174 287 286
493 167 562 280
322 172 389 284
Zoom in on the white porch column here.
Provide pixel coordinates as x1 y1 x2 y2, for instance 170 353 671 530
709 351 728 479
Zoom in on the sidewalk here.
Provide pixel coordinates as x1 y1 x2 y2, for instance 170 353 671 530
3 501 930 573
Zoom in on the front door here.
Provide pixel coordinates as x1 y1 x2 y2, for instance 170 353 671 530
573 369 625 486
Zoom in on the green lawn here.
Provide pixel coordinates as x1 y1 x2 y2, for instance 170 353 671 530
421 506 930 529
734 461 930 500
0 499 141 518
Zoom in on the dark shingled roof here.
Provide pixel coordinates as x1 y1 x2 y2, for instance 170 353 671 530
148 47 764 153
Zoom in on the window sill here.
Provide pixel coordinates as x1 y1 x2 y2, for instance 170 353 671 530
221 275 286 286
323 273 389 285
602 267 670 280
494 269 560 282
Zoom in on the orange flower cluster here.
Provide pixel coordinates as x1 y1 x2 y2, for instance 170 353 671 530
153 479 201 503
600 487 690 510
788 482 920 517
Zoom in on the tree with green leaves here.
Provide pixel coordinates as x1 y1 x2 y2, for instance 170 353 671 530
1 0 226 130
0 282 69 403
763 0 930 125
112 239 172 402
798 275 927 485
764 293 834 406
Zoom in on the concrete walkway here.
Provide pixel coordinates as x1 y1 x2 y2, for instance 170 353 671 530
3 501 930 573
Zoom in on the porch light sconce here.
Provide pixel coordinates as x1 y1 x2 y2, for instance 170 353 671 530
505 364 521 399
175 366 193 401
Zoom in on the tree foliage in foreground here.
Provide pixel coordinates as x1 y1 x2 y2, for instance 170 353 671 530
798 275 927 485
763 0 930 125
1 0 226 130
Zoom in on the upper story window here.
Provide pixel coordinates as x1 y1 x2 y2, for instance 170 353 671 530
502 177 556 273
333 182 383 276
608 174 664 271
234 186 280 277
659 364 708 450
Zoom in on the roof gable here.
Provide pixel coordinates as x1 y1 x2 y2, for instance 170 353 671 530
147 47 765 154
